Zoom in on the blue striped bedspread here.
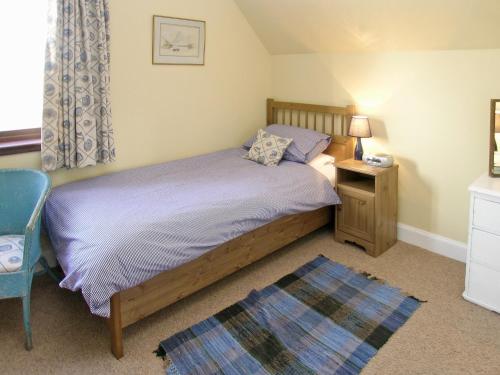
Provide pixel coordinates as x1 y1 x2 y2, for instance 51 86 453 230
43 148 340 317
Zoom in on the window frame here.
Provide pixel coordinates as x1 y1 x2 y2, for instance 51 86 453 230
0 128 41 156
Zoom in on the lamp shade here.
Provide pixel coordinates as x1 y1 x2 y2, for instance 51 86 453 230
348 116 372 138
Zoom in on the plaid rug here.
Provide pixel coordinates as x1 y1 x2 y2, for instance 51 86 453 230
156 255 422 374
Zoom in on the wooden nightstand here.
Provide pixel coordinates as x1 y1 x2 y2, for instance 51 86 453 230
334 159 398 257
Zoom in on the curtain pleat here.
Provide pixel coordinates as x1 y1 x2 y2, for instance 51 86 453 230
42 0 115 171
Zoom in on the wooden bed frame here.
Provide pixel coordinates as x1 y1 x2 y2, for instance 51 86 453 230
106 99 356 358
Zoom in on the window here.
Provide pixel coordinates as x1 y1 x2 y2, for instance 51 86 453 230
0 1 48 155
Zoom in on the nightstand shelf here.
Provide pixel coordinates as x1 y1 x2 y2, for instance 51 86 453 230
334 159 398 257
337 180 375 194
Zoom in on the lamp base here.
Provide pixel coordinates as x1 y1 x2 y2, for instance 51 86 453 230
354 137 364 160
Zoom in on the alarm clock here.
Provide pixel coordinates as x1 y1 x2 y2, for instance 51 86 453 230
362 153 394 168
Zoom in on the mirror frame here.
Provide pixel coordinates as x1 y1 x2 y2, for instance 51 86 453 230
490 99 500 177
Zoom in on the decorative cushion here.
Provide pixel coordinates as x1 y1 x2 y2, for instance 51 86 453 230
0 235 25 273
243 124 331 164
244 129 292 166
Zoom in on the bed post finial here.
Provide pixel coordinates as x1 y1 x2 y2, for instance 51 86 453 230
267 98 275 125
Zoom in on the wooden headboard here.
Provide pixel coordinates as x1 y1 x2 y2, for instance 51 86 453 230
266 98 356 162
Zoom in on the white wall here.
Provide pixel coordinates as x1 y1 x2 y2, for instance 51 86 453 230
272 49 500 243
0 0 271 186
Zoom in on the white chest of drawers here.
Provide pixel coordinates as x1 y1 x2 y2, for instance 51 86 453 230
463 174 500 312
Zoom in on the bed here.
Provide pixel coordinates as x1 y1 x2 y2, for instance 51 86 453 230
44 99 356 358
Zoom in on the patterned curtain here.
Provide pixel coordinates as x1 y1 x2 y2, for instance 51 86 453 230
42 0 115 171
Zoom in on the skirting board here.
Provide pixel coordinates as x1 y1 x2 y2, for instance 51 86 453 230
397 223 467 263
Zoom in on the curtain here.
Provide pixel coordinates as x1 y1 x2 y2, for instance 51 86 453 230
42 0 115 171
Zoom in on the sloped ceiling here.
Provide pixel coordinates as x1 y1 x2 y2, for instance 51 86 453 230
234 0 500 54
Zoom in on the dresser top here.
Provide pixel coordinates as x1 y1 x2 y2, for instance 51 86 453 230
470 173 500 197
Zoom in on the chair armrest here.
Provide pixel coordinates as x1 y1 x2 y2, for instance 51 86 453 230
23 177 52 270
26 180 52 234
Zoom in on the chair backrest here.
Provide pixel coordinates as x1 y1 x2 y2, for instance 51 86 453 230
0 169 51 236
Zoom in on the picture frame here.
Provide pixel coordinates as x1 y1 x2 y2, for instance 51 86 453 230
152 15 206 65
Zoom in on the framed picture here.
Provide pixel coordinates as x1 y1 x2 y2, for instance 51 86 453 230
152 15 205 65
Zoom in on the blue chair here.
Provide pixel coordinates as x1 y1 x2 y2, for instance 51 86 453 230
0 169 51 350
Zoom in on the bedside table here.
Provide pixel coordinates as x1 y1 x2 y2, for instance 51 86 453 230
334 159 398 257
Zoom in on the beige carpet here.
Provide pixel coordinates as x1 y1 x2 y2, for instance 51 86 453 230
1 228 500 374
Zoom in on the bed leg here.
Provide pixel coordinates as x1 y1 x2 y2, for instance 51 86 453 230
109 294 124 359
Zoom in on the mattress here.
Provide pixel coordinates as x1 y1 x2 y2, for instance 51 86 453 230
44 148 340 317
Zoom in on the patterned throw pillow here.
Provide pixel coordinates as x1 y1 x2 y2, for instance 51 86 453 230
244 129 293 166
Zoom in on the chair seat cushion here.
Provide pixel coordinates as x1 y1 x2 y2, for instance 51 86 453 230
0 235 24 273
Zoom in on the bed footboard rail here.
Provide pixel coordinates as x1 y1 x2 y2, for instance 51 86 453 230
106 207 331 359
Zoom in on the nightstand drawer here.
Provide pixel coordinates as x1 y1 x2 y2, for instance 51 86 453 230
470 229 500 272
473 197 500 235
466 262 500 311
337 185 375 242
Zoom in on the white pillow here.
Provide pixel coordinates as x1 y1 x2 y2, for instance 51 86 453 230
307 153 336 185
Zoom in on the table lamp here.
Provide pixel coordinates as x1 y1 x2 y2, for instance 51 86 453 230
348 115 372 160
